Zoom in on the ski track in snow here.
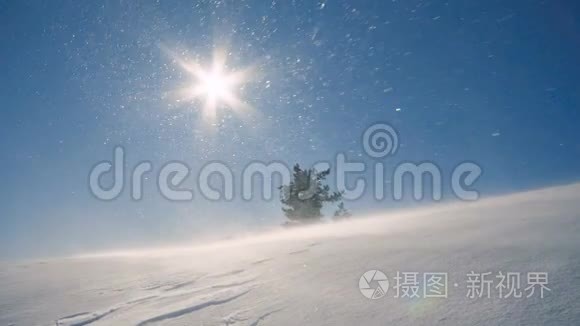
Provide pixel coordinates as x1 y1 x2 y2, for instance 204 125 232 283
135 290 252 326
54 270 258 325
55 285 255 326
250 258 273 266
207 269 246 279
56 295 159 326
287 249 309 255
248 309 283 326
57 306 121 326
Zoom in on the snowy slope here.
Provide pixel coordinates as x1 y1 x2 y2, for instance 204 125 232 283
1 183 580 325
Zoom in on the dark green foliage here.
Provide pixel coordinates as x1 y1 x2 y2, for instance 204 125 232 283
279 164 342 222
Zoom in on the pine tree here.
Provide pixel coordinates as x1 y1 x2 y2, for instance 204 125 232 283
279 164 342 223
333 202 352 221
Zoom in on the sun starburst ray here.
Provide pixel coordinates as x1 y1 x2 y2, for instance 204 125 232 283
166 47 254 125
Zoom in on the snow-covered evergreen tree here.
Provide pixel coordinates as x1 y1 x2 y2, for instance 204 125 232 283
279 164 342 223
333 202 352 221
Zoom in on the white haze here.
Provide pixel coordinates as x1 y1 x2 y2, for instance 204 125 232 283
1 183 579 325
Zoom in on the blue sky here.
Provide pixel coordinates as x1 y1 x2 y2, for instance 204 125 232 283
1 0 580 259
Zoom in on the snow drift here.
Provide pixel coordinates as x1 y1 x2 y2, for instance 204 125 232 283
1 183 579 325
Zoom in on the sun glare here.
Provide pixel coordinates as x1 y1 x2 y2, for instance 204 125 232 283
194 66 232 103
170 49 253 124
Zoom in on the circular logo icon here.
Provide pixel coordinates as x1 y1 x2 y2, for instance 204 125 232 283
359 269 389 299
362 123 399 158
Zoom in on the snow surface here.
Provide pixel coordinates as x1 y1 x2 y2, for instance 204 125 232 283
1 183 580 325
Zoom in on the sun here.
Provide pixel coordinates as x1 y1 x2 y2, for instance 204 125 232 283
169 49 253 124
192 64 234 108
